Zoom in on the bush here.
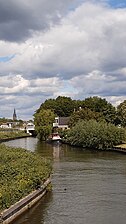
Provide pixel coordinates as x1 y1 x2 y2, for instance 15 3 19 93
0 144 52 211
66 120 125 149
0 130 29 140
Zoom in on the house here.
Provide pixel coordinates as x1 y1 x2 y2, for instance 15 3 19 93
0 123 11 129
53 117 70 130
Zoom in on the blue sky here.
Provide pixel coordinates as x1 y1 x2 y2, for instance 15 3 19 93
108 0 126 8
0 0 126 120
0 55 15 62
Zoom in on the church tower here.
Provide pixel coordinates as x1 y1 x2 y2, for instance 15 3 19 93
13 108 17 121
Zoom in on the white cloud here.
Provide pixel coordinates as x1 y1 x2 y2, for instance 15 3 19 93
0 1 126 118
0 74 64 119
2 1 125 79
0 75 29 94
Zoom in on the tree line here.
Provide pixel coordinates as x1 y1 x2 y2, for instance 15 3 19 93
34 96 126 147
35 95 126 126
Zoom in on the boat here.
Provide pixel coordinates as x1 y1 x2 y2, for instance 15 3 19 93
47 133 61 143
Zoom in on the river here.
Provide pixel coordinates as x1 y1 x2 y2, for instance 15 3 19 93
5 137 126 224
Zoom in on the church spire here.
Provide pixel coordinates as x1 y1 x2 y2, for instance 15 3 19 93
13 108 17 121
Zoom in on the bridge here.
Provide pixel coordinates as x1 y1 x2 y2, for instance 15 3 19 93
26 123 36 136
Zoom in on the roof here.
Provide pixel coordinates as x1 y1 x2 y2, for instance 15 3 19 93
58 117 70 125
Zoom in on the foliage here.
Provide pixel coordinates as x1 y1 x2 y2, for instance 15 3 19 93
66 120 125 150
82 96 117 124
36 95 118 124
55 96 75 116
34 95 126 129
0 130 29 140
34 109 55 140
117 100 126 127
0 118 13 125
39 96 75 117
69 108 103 127
0 144 52 212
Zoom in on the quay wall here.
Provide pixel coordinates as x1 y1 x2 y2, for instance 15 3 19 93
0 135 30 143
0 178 51 224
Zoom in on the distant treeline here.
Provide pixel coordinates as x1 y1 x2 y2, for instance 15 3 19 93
35 96 126 127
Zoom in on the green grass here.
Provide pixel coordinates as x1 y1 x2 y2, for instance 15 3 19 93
0 144 52 212
0 130 29 140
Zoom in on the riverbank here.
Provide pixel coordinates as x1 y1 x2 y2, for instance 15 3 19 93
0 130 30 143
0 178 51 224
0 144 52 214
3 136 126 224
61 139 126 154
0 135 31 143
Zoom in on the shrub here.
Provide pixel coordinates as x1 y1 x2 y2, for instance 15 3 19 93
0 130 29 140
0 144 52 211
66 120 125 149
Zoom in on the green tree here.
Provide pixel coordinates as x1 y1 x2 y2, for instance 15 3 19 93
39 99 56 112
55 96 75 116
117 100 126 127
34 109 55 140
69 108 102 127
39 96 75 117
35 96 117 124
82 96 116 123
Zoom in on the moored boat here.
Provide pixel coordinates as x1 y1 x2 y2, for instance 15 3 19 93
47 133 61 142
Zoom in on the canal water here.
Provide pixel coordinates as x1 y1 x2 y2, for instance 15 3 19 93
5 137 126 224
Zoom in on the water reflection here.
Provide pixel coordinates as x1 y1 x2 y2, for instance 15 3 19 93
4 137 38 152
53 143 65 161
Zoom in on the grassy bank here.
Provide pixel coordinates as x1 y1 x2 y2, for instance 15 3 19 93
0 130 29 141
0 144 52 212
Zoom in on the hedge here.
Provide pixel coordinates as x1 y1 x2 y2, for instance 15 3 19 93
66 120 125 149
0 144 52 211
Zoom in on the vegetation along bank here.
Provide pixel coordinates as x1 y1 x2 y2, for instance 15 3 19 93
0 144 52 213
0 130 29 142
33 96 126 151
64 120 126 150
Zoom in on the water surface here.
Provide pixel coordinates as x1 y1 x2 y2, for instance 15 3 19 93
5 137 126 224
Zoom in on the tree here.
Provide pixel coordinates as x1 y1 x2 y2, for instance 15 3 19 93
69 108 103 127
82 96 116 123
117 100 126 127
55 96 75 116
39 96 75 117
39 99 56 112
34 109 55 140
35 95 117 125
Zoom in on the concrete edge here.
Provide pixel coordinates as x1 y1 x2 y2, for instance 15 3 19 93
0 178 51 224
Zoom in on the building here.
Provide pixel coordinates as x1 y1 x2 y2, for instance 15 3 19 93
13 108 17 121
53 117 70 130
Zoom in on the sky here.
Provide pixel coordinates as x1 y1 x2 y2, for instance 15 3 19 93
0 0 126 120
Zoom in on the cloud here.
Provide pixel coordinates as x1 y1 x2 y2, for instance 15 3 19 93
0 1 126 119
0 74 63 119
1 2 126 79
0 0 82 42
